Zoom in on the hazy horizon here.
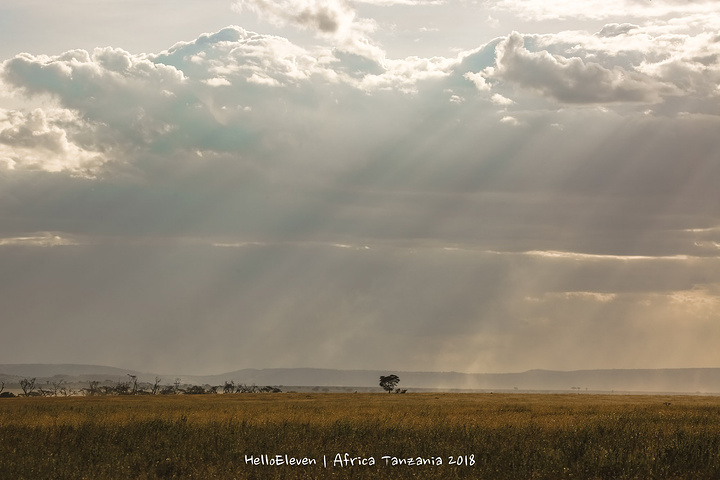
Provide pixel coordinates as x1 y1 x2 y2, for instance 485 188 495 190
1 0 719 376
6 363 720 395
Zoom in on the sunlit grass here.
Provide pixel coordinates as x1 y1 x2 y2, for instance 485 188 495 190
2 393 720 479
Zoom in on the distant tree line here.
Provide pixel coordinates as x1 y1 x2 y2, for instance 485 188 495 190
2 374 408 397
0 376 282 398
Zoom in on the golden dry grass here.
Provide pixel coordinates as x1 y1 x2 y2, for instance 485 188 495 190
2 392 720 479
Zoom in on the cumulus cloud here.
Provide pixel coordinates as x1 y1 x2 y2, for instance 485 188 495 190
1 47 188 155
484 32 680 104
154 26 335 88
3 48 186 105
0 25 472 175
533 28 720 104
234 0 357 34
490 93 514 105
0 108 106 175
1 29 326 165
456 28 717 105
463 70 491 90
636 31 720 98
1 23 719 181
233 0 384 59
358 54 457 91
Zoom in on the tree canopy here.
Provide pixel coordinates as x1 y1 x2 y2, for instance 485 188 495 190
379 374 400 393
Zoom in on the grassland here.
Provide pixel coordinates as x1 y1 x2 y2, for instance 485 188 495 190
2 392 720 479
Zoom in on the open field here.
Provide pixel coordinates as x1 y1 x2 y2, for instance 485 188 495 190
2 393 720 479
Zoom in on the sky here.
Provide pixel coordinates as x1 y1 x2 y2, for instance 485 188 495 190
1 0 719 376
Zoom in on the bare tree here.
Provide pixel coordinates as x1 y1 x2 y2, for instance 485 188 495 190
85 380 100 396
127 374 139 395
19 378 37 397
49 379 68 396
0 381 14 398
53 381 72 396
39 382 53 397
151 377 162 395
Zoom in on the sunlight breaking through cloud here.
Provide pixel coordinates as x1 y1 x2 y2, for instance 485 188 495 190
0 0 719 374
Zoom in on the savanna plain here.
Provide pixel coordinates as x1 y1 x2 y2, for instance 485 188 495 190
2 392 720 479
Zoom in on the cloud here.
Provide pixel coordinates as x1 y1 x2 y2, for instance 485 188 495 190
1 47 189 156
3 2 720 376
597 23 640 38
0 232 78 247
0 108 106 175
233 0 384 59
463 70 491 90
1 233 718 373
489 0 720 21
0 25 472 175
357 0 444 4
155 26 337 87
547 28 720 106
490 93 514 105
357 54 458 91
635 31 720 99
1 29 320 165
234 0 356 34
503 283 720 371
204 77 233 87
1 26 720 374
456 28 720 107
486 32 678 103
519 250 692 261
3 48 186 106
1 27 719 252
4 23 719 181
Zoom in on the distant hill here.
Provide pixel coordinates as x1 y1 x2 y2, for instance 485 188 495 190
2 364 720 393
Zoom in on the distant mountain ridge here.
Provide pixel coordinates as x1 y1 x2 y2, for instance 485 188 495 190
2 364 720 393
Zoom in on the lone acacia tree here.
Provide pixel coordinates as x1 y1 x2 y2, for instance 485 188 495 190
379 374 400 393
